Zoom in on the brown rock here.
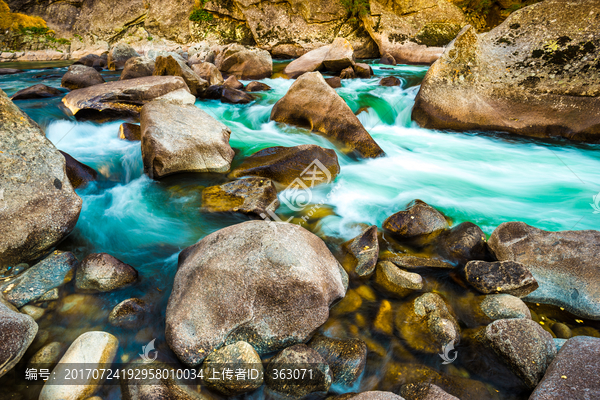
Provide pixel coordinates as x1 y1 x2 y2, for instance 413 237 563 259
465 260 539 297
329 392 404 400
353 63 373 78
488 221 600 319
153 55 208 96
11 84 62 100
165 221 347 366
62 76 195 119
435 222 487 265
223 75 244 90
75 253 138 292
107 42 140 70
0 296 38 378
380 53 396 65
215 43 273 80
374 261 423 298
340 66 356 79
245 81 271 92
412 1 600 143
119 123 141 141
141 102 234 178
383 199 449 240
284 38 354 78
229 144 339 187
265 344 332 397
271 72 384 158
379 76 401 86
191 62 224 86
201 177 279 217
0 90 82 267
308 335 367 386
529 336 600 399
119 56 155 80
108 298 150 329
344 225 379 276
484 318 556 389
61 64 105 90
400 383 459 400
59 150 98 189
325 76 342 88
380 254 455 270
221 87 253 104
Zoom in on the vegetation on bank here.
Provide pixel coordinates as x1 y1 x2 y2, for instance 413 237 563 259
190 0 214 22
0 0 46 31
341 0 370 22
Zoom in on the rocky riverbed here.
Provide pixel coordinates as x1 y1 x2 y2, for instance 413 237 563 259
1 2 600 399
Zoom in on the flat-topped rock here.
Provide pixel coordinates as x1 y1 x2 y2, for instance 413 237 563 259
62 76 195 119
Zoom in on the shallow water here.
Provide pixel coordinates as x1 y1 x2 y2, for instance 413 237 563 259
1 61 599 399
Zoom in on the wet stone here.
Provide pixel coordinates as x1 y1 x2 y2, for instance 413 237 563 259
201 177 279 217
308 335 367 386
380 253 455 270
479 294 531 321
465 260 538 297
343 225 379 276
379 76 401 86
75 253 138 293
119 123 141 141
383 200 449 240
400 382 459 400
374 261 423 298
29 341 63 366
108 298 150 329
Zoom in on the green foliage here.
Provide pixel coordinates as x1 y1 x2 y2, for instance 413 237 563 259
341 0 370 21
18 26 51 35
147 36 153 41
190 0 213 23
74 33 83 42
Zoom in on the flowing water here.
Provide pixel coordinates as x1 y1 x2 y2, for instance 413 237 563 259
1 61 600 399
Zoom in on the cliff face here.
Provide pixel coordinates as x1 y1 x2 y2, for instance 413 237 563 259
6 0 537 59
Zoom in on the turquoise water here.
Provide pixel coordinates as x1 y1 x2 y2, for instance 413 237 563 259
1 61 600 398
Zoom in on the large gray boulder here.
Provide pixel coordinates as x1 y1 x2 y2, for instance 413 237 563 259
530 336 600 399
140 102 235 178
0 90 82 268
489 221 600 320
271 72 384 158
165 220 348 367
215 43 272 80
62 76 195 119
61 64 105 90
119 56 155 80
0 296 38 378
107 42 140 70
412 1 600 142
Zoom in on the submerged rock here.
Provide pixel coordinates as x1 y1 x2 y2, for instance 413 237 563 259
75 253 137 292
265 344 332 398
29 341 63 366
229 144 340 186
383 200 448 240
395 293 460 354
59 150 98 188
479 294 531 322
330 392 404 400
284 38 354 78
107 42 140 70
121 361 205 400
191 62 224 86
165 221 347 366
400 383 458 400
61 64 105 90
374 261 423 298
2 251 77 307
202 341 263 395
308 335 367 386
412 1 600 142
529 336 600 399
271 72 384 158
10 84 62 100
119 56 155 80
380 254 455 270
21 304 45 321
201 177 279 217
435 222 487 265
0 296 38 378
488 221 600 320
154 55 208 96
119 122 141 141
379 76 401 87
0 68 23 75
62 76 195 119
40 331 119 400
141 102 235 178
343 225 379 276
484 318 556 389
108 298 150 329
215 43 272 80
465 260 538 297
